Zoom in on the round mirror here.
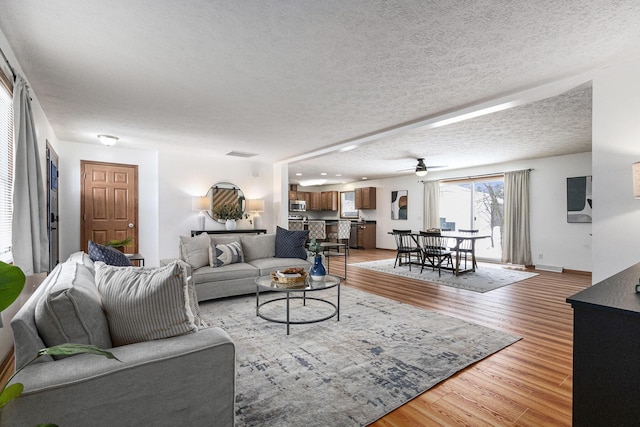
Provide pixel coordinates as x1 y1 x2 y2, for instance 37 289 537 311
206 182 246 222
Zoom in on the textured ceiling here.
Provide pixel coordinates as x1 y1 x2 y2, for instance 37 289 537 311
0 1 638 184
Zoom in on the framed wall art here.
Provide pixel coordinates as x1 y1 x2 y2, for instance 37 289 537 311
567 176 592 223
391 190 408 220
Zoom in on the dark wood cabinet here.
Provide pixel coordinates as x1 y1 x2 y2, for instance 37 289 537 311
567 262 640 426
355 187 376 209
354 223 376 249
308 192 322 211
321 191 338 211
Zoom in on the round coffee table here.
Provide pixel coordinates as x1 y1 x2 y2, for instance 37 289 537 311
255 274 341 335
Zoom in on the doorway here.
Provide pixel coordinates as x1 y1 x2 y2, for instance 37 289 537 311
80 161 138 254
46 141 59 270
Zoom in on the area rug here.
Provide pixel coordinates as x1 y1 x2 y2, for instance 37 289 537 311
199 286 520 426
349 259 538 293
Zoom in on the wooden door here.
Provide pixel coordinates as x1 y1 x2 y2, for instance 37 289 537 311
80 161 138 254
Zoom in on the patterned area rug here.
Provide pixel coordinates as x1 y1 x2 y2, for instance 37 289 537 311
350 259 538 293
199 287 520 426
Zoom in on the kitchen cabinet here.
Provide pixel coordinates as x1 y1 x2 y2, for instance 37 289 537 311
321 191 338 211
355 187 376 209
308 192 322 211
351 223 376 249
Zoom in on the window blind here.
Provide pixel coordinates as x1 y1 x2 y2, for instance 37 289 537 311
0 83 13 263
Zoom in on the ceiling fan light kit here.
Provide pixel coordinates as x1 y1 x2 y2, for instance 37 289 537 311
415 158 428 177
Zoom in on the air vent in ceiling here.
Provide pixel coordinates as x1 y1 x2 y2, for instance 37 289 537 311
226 151 257 158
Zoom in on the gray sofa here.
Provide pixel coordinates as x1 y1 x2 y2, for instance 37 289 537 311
161 232 312 302
3 253 235 427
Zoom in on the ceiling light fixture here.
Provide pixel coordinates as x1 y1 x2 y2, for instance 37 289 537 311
97 134 119 146
415 158 428 177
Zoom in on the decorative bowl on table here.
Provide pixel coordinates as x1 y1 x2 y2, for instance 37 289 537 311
270 269 307 288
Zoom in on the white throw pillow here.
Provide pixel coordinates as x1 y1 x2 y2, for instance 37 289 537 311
95 261 204 346
179 232 210 269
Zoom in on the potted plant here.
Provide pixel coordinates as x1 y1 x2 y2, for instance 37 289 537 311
213 203 248 230
106 236 134 252
307 239 326 281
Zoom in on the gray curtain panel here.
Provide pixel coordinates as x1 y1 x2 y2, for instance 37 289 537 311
423 180 440 231
12 75 48 275
502 169 532 265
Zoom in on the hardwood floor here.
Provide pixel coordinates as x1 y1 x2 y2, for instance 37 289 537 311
328 248 589 427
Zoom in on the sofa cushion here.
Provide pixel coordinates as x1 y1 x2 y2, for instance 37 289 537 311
241 234 276 262
179 233 211 269
275 226 309 260
88 240 132 266
95 262 201 346
66 251 96 275
35 261 112 353
192 263 259 284
210 241 243 267
249 257 311 276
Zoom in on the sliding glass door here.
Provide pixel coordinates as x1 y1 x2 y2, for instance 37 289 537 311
439 177 504 260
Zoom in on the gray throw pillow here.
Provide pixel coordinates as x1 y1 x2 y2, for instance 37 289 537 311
95 261 202 346
88 240 132 267
35 262 112 353
275 226 309 260
241 234 276 262
179 232 210 269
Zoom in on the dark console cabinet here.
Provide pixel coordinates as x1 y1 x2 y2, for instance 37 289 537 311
567 262 640 427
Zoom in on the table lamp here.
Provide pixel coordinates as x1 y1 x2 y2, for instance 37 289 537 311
248 199 265 229
192 196 210 231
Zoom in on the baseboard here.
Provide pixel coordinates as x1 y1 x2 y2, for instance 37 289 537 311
563 268 592 276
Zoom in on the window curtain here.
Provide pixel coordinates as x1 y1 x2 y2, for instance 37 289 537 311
423 180 440 230
12 75 48 275
502 169 531 265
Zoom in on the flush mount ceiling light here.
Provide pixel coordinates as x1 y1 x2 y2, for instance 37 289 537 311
97 134 119 146
415 158 428 177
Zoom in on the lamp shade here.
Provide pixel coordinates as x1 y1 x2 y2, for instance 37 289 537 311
248 199 265 212
633 162 640 199
192 196 210 211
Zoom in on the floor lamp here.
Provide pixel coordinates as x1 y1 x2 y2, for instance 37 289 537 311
248 199 265 230
192 196 210 231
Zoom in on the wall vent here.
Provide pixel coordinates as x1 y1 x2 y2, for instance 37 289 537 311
226 151 257 158
535 264 563 273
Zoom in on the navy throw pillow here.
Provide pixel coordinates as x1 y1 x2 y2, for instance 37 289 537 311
88 240 133 267
275 226 309 260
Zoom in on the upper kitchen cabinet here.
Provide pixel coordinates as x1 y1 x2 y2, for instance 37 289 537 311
308 192 322 211
321 191 338 211
355 187 376 209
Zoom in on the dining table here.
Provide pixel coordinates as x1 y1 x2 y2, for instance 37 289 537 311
389 231 489 276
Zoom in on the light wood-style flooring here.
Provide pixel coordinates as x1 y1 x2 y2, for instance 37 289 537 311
328 248 590 426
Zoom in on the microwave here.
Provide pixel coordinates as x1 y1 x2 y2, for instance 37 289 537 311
289 200 306 212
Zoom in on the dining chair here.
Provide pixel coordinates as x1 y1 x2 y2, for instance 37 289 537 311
456 229 479 270
288 220 305 231
418 231 453 276
326 220 351 253
307 220 326 241
392 230 421 271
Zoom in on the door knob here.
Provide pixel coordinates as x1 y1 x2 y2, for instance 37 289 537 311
129 223 134 228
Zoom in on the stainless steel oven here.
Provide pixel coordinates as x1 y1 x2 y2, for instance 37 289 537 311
289 200 306 212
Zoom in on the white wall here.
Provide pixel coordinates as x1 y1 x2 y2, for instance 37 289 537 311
312 152 592 272
157 148 274 260
592 57 640 283
57 141 160 265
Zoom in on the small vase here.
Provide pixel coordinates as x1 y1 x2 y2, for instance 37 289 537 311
309 255 326 281
225 219 237 231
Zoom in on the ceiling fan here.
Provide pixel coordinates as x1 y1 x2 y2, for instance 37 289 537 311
396 158 447 177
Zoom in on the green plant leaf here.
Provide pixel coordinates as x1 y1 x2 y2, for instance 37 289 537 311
0 261 25 312
38 344 121 362
0 382 23 409
35 424 59 427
